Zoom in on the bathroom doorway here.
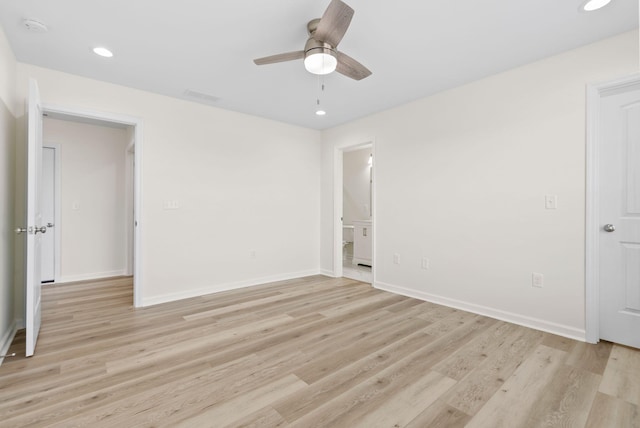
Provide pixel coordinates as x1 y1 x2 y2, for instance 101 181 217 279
340 144 373 283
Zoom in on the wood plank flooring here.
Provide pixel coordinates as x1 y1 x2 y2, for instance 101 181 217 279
1 275 639 427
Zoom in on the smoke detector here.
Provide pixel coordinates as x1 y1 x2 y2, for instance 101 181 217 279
23 19 48 33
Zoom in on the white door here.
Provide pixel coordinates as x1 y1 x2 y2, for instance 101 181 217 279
598 84 640 349
24 79 45 357
41 147 55 283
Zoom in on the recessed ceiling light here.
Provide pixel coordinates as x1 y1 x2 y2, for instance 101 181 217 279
581 0 612 11
315 110 326 116
93 47 113 58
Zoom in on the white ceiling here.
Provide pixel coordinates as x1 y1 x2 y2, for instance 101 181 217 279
0 0 637 130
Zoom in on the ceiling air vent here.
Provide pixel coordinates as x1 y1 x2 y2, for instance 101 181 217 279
183 89 220 105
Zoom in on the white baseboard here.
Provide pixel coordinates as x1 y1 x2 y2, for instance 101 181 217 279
375 281 586 342
0 320 18 366
320 269 338 277
142 269 321 307
57 270 127 284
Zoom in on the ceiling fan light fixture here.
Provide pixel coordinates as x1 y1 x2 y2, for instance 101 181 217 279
304 48 337 75
581 0 612 11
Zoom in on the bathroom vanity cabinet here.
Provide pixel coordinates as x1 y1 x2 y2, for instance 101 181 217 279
352 220 372 267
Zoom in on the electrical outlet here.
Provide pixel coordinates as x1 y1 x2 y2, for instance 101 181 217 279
393 253 400 265
163 200 180 210
545 195 557 210
532 272 544 288
421 257 430 270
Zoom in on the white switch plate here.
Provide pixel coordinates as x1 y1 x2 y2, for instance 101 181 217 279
545 195 557 210
393 253 400 265
532 272 544 288
72 201 80 210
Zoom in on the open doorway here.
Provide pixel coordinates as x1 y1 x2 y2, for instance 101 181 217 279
40 144 60 283
334 142 374 284
40 105 143 307
41 115 133 284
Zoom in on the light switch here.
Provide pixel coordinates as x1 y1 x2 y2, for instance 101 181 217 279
545 195 557 210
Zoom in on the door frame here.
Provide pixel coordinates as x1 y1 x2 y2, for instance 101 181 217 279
333 140 375 280
125 138 135 276
41 103 145 308
585 73 640 343
41 143 61 283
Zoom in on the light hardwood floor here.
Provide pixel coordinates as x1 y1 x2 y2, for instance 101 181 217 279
1 275 638 427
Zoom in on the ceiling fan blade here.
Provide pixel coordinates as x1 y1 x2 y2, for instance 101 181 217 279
314 0 354 47
336 51 371 80
253 51 305 65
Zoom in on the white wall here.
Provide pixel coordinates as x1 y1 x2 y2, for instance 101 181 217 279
14 64 321 309
343 147 372 225
0 26 17 361
44 118 130 282
321 30 639 340
7 25 635 344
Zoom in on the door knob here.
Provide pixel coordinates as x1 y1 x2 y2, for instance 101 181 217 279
15 227 28 234
603 224 615 233
34 226 47 234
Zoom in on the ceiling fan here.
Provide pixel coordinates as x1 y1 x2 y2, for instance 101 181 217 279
253 0 372 81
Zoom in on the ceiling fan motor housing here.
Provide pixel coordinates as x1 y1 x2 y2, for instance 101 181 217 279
304 18 337 63
304 38 336 57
